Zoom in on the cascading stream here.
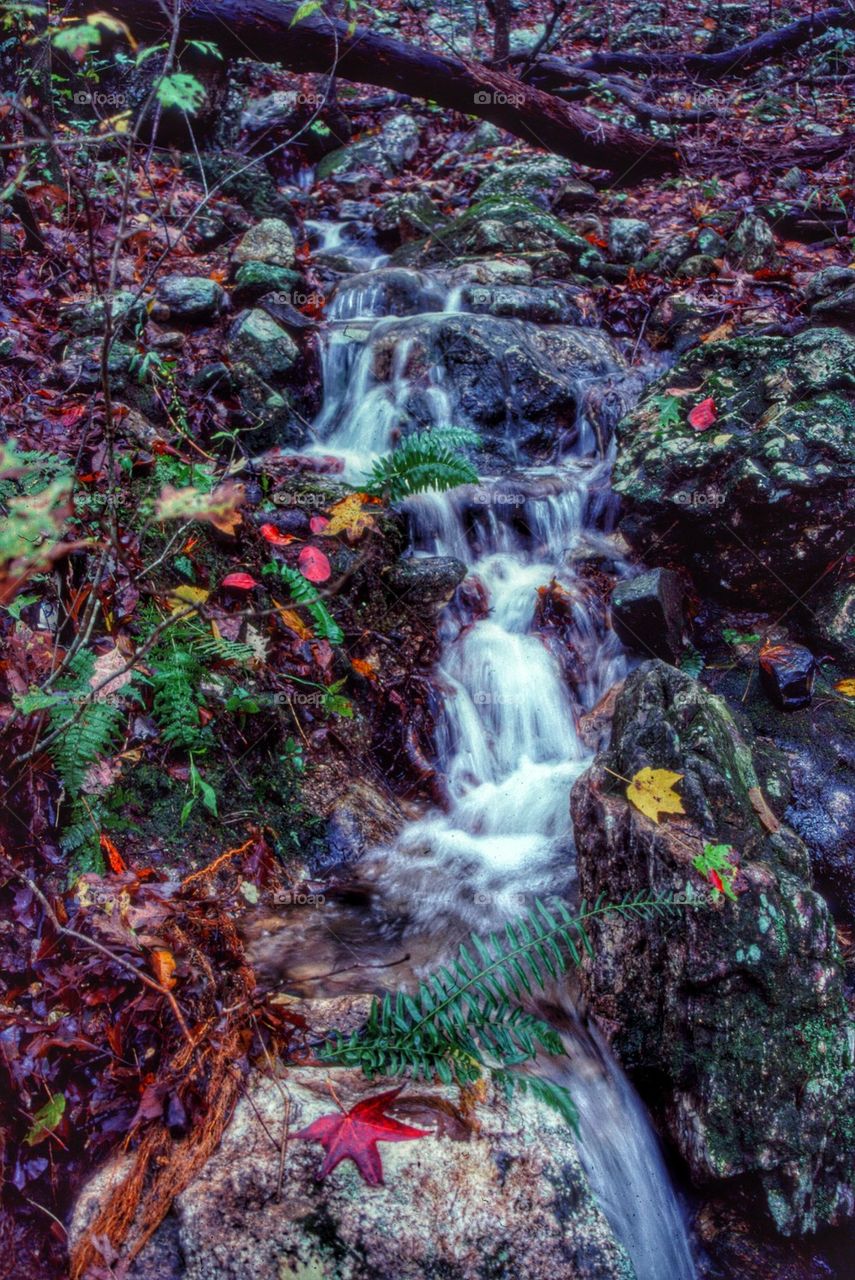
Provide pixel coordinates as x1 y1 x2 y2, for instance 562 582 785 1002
301 219 696 1280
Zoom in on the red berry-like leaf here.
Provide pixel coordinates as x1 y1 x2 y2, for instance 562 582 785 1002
294 1087 431 1186
688 397 717 430
298 545 331 583
221 572 258 590
309 515 330 534
709 869 725 895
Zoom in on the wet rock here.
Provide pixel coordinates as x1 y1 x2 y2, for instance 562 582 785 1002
804 266 855 307
641 232 693 276
228 309 299 381
182 151 293 219
461 120 502 152
571 660 855 1237
61 289 148 337
191 362 234 395
413 196 601 272
474 157 596 213
455 282 589 325
153 275 225 323
613 328 855 604
72 1062 635 1280
726 214 780 271
608 218 650 264
696 227 727 257
610 568 686 663
811 582 855 664
759 642 817 710
316 780 403 875
331 267 445 317
384 555 466 608
648 291 725 353
233 218 296 269
360 312 635 465
679 253 718 278
58 337 135 388
232 261 304 306
317 112 419 180
372 191 446 247
810 284 855 325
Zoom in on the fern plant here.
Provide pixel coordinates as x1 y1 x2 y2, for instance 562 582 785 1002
322 892 687 1122
363 427 480 500
262 561 343 644
149 646 209 751
15 650 129 866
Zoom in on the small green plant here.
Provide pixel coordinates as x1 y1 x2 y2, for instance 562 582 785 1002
149 645 208 751
680 648 704 678
322 892 686 1121
721 628 761 646
693 843 738 902
262 561 343 644
180 754 218 826
363 427 480 500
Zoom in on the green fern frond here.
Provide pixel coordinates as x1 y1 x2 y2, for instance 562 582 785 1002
363 427 481 500
493 1070 580 1133
262 562 344 644
322 892 687 1094
149 648 208 749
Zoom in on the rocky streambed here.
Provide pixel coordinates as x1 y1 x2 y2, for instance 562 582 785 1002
62 103 855 1280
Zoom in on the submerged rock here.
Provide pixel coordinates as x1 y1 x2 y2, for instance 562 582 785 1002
572 661 854 1237
72 1063 635 1280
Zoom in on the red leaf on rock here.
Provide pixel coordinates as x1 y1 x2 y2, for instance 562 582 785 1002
293 1087 431 1185
221 572 258 590
688 397 717 431
298 546 331 583
260 523 295 546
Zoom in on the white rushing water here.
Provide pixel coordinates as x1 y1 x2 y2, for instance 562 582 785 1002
304 223 696 1280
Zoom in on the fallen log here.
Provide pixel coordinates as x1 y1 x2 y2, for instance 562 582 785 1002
578 3 855 78
525 58 718 126
72 0 678 178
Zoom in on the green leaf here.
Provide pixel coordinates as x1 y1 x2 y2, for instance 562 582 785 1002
156 72 206 114
290 0 324 26
52 23 101 53
25 1092 66 1145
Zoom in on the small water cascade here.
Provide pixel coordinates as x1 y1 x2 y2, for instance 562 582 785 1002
294 221 696 1279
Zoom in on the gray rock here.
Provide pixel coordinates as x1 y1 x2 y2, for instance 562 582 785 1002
696 227 727 257
61 290 148 337
228 309 299 381
610 569 685 663
679 253 718 278
154 275 225 323
58 336 135 388
608 218 650 264
804 266 855 305
232 261 304 306
572 660 854 1237
811 582 855 664
726 214 779 271
475 157 596 213
614 328 855 603
233 218 296 269
461 120 502 152
384 555 467 608
317 112 420 180
810 285 855 325
455 282 588 325
72 1061 635 1280
372 191 446 246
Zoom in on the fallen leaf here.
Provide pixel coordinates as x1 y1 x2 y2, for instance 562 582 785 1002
688 398 717 431
221 572 258 590
99 833 127 874
626 767 686 823
273 603 313 641
25 1092 66 1146
298 546 331 584
169 584 210 614
748 785 780 833
351 657 377 681
293 1087 431 1186
150 948 176 989
156 482 245 536
664 384 704 398
835 678 855 697
309 515 330 534
323 493 376 541
701 321 734 344
90 646 133 699
260 523 295 546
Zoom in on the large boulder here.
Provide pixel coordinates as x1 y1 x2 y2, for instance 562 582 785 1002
72 1058 635 1280
317 112 420 181
412 196 602 274
474 157 597 212
571 661 854 1237
353 312 637 464
234 218 297 269
613 328 855 603
228 309 299 381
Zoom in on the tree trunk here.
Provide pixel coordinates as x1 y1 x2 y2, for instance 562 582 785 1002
80 0 677 178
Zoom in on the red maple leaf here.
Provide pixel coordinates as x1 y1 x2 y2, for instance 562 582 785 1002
293 1087 430 1186
688 397 717 431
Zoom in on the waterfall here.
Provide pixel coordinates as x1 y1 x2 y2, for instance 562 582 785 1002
298 223 697 1280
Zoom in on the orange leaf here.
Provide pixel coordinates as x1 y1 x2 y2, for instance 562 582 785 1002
150 948 176 989
260 523 295 546
351 657 377 681
273 603 313 640
99 833 127 874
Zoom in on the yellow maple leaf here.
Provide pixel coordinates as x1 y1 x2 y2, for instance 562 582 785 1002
835 678 855 697
323 492 375 541
169 584 209 615
626 767 685 823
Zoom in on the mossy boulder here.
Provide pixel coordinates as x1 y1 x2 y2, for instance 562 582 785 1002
153 274 226 323
572 661 854 1236
233 218 296 269
414 196 602 273
474 156 597 212
228 309 299 381
613 327 855 603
